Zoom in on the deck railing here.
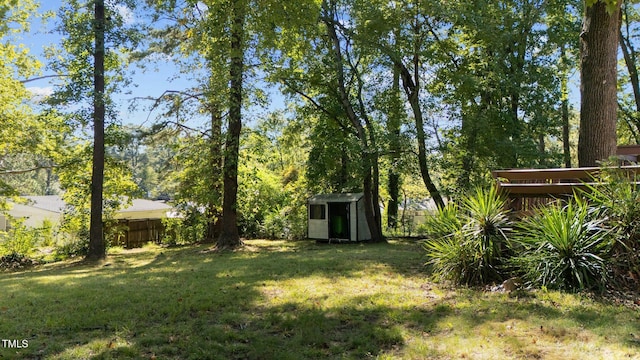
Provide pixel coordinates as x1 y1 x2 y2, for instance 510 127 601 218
492 147 640 213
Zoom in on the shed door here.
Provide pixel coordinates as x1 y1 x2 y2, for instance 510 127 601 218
328 202 350 240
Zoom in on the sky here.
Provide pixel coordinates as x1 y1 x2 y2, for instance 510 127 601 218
20 0 286 130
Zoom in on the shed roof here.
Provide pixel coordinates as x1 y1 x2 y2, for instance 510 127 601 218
308 193 364 203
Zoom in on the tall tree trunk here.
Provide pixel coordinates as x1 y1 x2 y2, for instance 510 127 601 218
87 0 106 261
562 87 572 167
387 65 401 231
204 105 223 243
561 46 572 167
218 0 244 250
578 0 621 166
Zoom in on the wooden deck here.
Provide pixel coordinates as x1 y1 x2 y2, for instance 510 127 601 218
492 145 640 212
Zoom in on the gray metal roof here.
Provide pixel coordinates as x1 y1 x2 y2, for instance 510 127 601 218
23 196 67 213
21 196 172 213
120 199 173 212
308 193 364 203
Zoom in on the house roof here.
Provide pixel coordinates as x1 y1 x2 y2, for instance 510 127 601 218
119 199 173 213
21 195 172 214
23 196 67 213
308 193 364 203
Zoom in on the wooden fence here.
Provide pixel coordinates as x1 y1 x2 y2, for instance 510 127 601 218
108 219 165 248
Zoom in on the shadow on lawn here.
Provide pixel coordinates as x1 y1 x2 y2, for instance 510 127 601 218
0 240 426 359
1 240 638 359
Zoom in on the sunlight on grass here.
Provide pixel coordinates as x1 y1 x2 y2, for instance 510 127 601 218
1 239 640 359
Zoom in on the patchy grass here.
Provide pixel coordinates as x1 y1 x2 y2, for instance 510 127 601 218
1 239 639 359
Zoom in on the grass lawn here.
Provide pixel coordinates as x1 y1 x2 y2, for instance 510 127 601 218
1 239 640 359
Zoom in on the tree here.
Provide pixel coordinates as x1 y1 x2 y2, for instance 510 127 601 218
578 0 622 166
144 0 325 246
546 0 582 167
417 0 574 191
87 0 106 261
46 0 142 260
217 0 246 249
385 65 403 230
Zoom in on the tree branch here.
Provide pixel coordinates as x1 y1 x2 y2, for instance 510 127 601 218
20 74 70 84
279 78 357 137
0 164 56 176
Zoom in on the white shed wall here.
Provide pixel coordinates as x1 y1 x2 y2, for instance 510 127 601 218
308 219 328 239
307 202 328 239
356 198 371 241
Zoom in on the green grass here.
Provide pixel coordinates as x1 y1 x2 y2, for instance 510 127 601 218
1 240 640 359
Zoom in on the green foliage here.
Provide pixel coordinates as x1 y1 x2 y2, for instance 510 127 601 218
0 221 36 258
0 218 55 258
585 0 620 14
579 166 640 287
237 115 309 240
0 1 70 198
422 203 467 283
421 202 462 240
424 187 512 285
161 209 207 246
430 0 576 191
511 198 613 292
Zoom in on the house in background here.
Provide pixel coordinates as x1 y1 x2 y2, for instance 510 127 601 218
307 193 371 242
0 195 175 248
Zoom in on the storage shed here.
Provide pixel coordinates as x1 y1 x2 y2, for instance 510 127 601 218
307 193 371 242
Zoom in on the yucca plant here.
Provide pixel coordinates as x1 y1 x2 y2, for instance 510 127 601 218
462 187 512 264
424 187 512 285
511 197 613 291
421 202 462 239
580 166 640 287
423 233 475 284
422 203 467 283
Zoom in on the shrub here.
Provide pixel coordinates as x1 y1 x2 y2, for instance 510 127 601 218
510 198 613 292
579 166 640 287
0 219 40 258
423 187 512 285
55 234 89 258
161 208 207 246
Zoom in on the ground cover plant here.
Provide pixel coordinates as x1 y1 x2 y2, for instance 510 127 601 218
1 240 640 359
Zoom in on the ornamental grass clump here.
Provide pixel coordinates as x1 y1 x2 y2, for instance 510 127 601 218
511 197 613 292
424 187 512 286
